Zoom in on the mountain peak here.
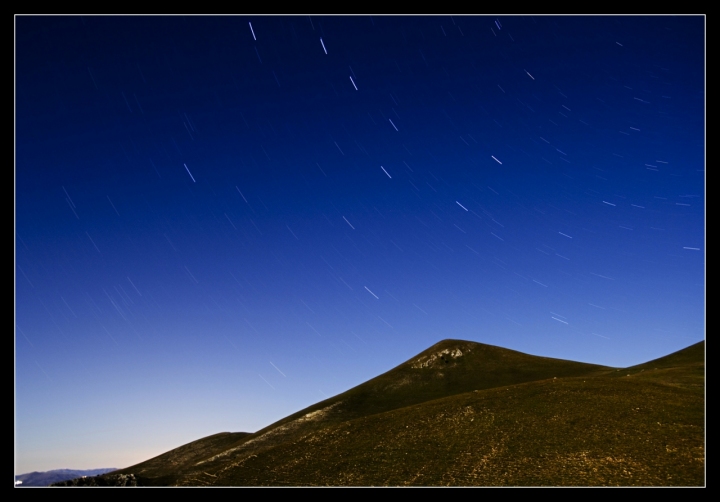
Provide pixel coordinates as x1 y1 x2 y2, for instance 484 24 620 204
68 340 704 486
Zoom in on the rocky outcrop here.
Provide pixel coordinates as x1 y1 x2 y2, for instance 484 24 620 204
411 347 467 368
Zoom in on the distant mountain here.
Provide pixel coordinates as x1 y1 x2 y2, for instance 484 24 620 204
16 468 117 486
55 339 704 486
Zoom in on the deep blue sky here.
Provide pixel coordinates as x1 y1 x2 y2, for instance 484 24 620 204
15 15 704 473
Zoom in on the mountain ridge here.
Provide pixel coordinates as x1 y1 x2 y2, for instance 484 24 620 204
53 339 704 486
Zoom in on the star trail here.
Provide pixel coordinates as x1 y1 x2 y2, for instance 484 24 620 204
15 15 704 473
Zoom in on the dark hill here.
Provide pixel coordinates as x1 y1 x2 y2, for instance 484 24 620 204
252 339 611 431
628 340 704 371
113 432 251 485
61 339 703 486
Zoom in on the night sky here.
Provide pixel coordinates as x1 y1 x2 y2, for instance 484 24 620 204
15 15 705 473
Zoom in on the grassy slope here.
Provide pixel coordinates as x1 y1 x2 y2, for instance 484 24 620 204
118 340 608 481
628 341 704 371
115 340 704 486
115 432 250 486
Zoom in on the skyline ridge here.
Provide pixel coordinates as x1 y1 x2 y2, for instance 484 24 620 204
52 337 705 486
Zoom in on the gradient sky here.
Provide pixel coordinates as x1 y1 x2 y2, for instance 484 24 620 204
15 15 705 473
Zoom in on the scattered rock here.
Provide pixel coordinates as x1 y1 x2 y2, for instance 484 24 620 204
412 347 468 368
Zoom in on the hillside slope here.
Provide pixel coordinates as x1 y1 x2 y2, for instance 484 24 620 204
70 340 703 486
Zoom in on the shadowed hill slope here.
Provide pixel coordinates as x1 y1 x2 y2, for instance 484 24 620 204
628 341 704 371
256 339 612 429
615 341 705 391
329 339 612 420
119 339 611 482
113 432 251 485
73 339 703 486
212 373 704 486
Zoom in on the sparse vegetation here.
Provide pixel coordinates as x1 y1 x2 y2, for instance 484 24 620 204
59 340 704 486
